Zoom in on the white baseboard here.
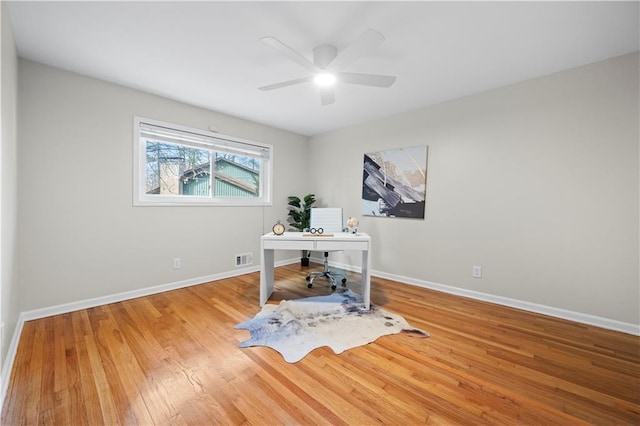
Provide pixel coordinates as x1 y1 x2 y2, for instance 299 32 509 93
0 317 24 416
320 258 640 336
371 269 640 336
18 266 255 323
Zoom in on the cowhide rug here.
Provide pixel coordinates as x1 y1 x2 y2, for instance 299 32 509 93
235 289 429 363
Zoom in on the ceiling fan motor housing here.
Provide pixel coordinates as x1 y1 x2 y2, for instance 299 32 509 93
313 44 338 69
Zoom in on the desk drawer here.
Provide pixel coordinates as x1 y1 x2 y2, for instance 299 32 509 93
263 240 315 250
316 240 369 251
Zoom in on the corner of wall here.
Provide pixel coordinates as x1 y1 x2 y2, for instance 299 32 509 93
1 0 21 412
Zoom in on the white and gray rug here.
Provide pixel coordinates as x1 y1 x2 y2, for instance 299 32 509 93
235 289 429 363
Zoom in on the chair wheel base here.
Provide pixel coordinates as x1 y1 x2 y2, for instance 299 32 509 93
304 262 346 292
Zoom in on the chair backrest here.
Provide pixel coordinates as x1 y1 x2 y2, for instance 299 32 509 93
310 208 343 233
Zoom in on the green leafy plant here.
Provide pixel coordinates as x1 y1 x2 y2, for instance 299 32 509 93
287 193 316 262
287 193 316 231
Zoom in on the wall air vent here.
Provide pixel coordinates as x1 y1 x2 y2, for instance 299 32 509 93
235 252 253 267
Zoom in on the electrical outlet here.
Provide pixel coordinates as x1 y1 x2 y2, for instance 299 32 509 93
472 265 482 278
173 258 181 269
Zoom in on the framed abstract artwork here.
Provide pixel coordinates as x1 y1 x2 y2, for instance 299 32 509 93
361 146 428 218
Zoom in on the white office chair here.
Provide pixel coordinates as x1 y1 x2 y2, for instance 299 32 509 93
306 208 347 291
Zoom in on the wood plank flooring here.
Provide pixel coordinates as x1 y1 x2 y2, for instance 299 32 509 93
2 264 639 425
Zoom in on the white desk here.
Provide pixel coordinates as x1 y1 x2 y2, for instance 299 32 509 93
260 232 372 309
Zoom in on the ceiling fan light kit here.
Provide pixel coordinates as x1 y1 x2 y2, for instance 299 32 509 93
313 72 336 87
259 28 397 106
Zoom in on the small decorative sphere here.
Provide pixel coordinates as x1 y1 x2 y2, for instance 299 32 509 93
347 217 359 231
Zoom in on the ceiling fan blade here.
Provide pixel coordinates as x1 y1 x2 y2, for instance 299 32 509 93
338 72 396 88
329 28 386 70
258 76 313 91
320 87 335 106
261 36 321 74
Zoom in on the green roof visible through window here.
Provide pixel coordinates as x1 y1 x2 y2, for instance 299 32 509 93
133 116 272 206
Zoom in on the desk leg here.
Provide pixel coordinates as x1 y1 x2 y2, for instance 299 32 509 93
362 249 371 310
260 248 274 306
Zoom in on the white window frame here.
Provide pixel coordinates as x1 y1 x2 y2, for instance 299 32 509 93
133 116 272 206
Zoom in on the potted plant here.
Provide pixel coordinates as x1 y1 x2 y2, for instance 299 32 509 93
287 193 316 266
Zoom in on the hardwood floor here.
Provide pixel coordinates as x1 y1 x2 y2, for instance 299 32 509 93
2 264 639 425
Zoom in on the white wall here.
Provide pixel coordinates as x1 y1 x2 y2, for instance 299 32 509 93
12 52 640 329
17 60 309 312
309 53 639 326
1 2 19 368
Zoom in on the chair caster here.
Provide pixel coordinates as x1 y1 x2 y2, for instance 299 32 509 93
306 276 310 281
342 278 347 284
331 285 337 291
307 283 313 289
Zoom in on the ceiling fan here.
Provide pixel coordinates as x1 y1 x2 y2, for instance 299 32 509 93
258 28 396 106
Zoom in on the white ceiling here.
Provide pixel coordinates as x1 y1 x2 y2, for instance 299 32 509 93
6 1 640 136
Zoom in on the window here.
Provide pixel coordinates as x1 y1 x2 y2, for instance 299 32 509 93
133 117 272 206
